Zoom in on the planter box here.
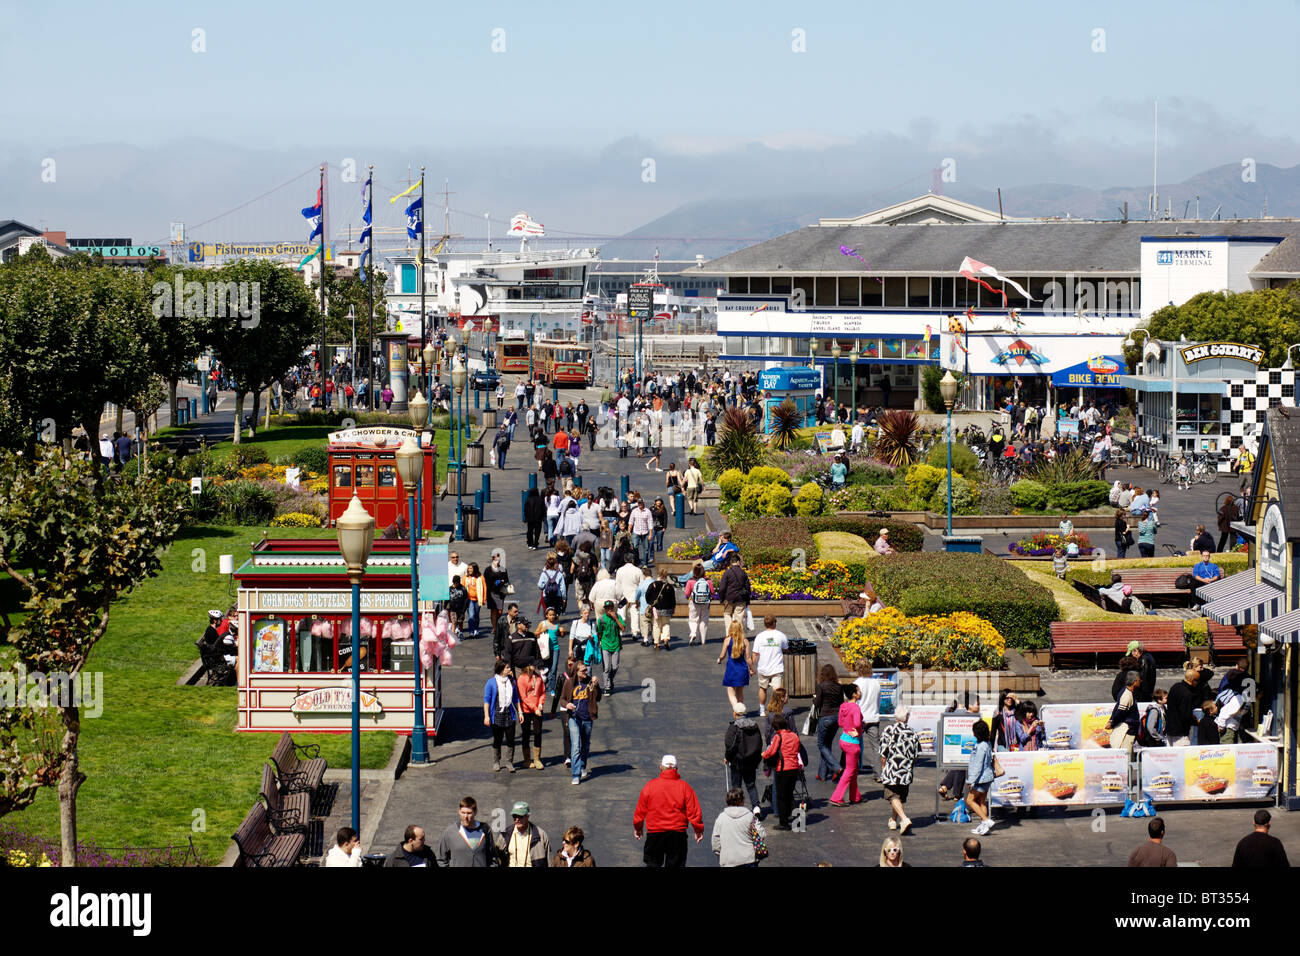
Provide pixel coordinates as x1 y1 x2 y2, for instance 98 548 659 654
1020 649 1051 667
829 645 1041 695
669 599 843 619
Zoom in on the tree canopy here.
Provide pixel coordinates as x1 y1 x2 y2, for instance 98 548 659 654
1126 283 1300 370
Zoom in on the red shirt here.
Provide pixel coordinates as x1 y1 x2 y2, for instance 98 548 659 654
633 769 704 836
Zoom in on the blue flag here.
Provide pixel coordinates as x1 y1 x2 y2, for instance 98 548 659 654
405 196 423 240
358 174 372 279
301 185 323 240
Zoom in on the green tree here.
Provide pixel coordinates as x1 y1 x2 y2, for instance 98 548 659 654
0 448 185 863
1125 284 1300 370
315 264 388 379
145 263 209 425
203 260 319 442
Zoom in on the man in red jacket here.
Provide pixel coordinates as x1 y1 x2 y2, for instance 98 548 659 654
633 754 704 867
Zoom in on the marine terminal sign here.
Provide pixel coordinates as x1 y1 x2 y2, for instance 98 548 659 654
1180 342 1263 366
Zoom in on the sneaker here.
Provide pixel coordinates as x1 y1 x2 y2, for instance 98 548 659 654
493 761 502 772
581 769 591 780
979 820 994 835
753 806 762 816
970 825 984 835
571 778 580 786
887 818 898 830
759 707 766 718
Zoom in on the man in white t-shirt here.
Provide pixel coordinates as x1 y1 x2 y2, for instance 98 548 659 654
853 661 882 784
447 550 469 589
750 616 789 718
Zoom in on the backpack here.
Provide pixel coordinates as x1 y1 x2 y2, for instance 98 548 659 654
1138 705 1165 746
448 586 469 614
691 578 712 605
543 571 562 602
575 554 595 585
730 723 762 765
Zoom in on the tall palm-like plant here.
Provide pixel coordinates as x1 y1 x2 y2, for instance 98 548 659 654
1026 448 1100 483
873 409 921 467
768 398 802 451
707 406 765 474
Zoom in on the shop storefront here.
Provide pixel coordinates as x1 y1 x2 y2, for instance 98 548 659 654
327 425 436 531
1197 406 1300 808
232 536 448 736
757 366 821 432
1118 340 1264 462
939 332 1126 414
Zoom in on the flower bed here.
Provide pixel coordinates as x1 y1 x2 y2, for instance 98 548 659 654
1008 531 1094 557
832 608 1006 670
735 560 866 601
666 530 720 561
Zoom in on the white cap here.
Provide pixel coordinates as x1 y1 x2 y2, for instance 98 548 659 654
732 702 747 716
661 754 677 768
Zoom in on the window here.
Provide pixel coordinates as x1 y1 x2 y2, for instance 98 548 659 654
930 277 951 308
883 277 906 308
793 277 814 306
814 278 835 307
1231 410 1243 423
356 464 375 486
838 277 860 307
731 277 748 294
771 276 792 294
749 276 770 294
333 464 352 488
1231 384 1244 397
860 278 882 307
378 465 397 487
907 277 929 308
1269 371 1282 384
1004 277 1030 309
1243 396 1256 411
1284 383 1295 398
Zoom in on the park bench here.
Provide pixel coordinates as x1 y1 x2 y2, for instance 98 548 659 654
258 763 312 835
1107 569 1193 606
231 801 305 867
268 732 326 796
1049 620 1187 670
1206 622 1246 666
1071 580 1134 614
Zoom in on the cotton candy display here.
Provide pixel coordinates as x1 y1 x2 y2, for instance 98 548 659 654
419 610 457 670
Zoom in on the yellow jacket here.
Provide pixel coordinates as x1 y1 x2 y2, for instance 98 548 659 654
465 574 487 604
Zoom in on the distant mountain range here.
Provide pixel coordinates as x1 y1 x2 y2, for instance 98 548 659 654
597 162 1300 261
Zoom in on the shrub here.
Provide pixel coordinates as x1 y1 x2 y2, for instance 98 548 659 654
1009 479 1050 512
1026 448 1100 485
731 516 817 566
745 465 793 489
847 460 901 486
833 607 1005 670
870 552 1058 650
768 398 802 450
216 480 278 525
976 483 1015 515
926 441 980 480
813 531 876 565
1046 480 1111 513
228 445 270 470
708 407 765 474
291 444 330 475
718 468 746 501
873 410 921 467
905 463 945 505
271 511 323 528
793 482 824 516
1008 531 1093 557
921 364 953 415
739 484 765 515
928 472 973 514
806 516 924 553
760 484 793 516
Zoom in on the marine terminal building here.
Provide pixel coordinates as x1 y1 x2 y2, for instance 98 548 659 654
703 195 1300 412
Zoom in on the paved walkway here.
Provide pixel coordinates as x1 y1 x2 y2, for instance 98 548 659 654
366 397 1293 867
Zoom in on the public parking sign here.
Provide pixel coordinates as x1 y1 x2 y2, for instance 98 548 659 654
628 286 653 318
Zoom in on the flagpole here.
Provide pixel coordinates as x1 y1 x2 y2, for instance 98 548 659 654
368 163 375 412
318 164 327 412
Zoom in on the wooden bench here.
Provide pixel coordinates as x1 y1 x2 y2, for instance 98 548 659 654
1108 569 1193 606
1071 580 1134 614
268 732 326 796
1049 621 1188 670
231 802 305 867
259 763 312 835
1206 622 1246 666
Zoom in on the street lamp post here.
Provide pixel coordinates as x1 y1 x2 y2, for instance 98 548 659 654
336 495 376 833
831 343 842 421
394 435 429 764
849 345 859 417
940 370 959 536
452 355 468 541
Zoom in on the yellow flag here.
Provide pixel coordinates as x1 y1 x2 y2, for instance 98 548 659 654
389 179 422 204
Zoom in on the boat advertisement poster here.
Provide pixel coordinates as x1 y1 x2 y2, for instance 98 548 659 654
906 706 948 755
1140 745 1278 803
990 750 1129 807
1041 702 1158 750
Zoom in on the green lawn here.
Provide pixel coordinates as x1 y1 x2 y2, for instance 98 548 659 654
5 524 395 864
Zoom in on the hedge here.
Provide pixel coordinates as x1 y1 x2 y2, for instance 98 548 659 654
730 517 818 565
870 553 1058 650
805 516 924 553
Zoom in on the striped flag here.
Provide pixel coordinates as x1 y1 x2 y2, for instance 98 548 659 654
359 174 372 275
301 186 323 241
958 256 1034 304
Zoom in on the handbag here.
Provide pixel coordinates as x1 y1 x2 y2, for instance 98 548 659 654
506 584 515 595
748 819 768 860
991 753 1006 778
800 707 816 736
744 607 755 631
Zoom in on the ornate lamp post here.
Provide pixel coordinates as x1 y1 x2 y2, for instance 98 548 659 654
336 495 375 832
831 343 842 421
849 344 860 416
940 370 959 536
452 354 468 541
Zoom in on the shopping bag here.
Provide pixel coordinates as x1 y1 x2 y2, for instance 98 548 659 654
1120 796 1156 818
745 607 754 631
949 801 971 824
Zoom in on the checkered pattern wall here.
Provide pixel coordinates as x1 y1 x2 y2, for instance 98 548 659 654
1226 368 1296 447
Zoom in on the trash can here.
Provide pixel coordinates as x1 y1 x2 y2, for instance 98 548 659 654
362 853 387 868
461 505 481 541
783 638 818 698
466 442 485 468
482 409 497 429
446 464 467 495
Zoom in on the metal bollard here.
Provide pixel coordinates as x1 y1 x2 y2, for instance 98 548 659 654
528 472 537 491
481 471 491 503
475 389 481 410
475 489 484 520
574 474 582 488
521 488 528 522
620 475 629 500
675 493 685 528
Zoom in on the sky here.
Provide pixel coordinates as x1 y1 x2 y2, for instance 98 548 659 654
2 0 1297 246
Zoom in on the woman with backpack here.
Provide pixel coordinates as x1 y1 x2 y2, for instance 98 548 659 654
686 563 716 646
718 621 754 713
723 712 764 815
573 542 598 606
538 554 567 616
644 567 677 650
534 608 566 716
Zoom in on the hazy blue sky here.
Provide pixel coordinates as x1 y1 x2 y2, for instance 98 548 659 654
2 0 1297 243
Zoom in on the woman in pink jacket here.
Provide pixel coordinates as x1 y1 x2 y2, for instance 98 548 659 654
829 683 863 806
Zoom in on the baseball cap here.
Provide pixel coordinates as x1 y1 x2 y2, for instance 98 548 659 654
208 609 223 620
1126 641 1141 655
661 754 677 768
511 801 530 817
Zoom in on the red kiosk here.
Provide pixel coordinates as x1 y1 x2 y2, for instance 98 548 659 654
327 425 435 531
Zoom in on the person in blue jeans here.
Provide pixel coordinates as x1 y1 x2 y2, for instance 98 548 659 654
560 662 602 784
813 664 844 780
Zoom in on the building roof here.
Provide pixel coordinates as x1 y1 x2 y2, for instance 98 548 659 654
1257 406 1300 535
1251 239 1300 276
0 219 43 242
702 218 1300 275
819 194 1007 226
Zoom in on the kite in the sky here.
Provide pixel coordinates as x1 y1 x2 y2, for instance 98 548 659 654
839 245 884 282
958 257 1035 306
750 303 769 317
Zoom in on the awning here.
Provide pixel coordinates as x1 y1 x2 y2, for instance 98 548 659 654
1115 376 1228 395
1050 356 1126 388
1260 608 1300 644
1204 582 1286 626
1195 568 1258 603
